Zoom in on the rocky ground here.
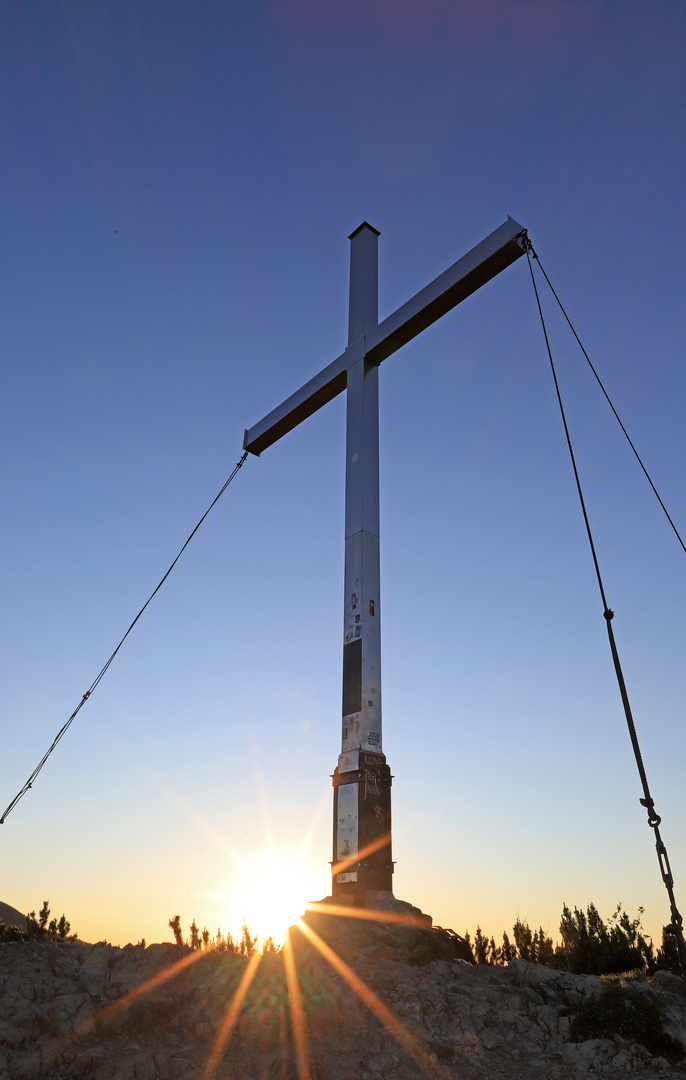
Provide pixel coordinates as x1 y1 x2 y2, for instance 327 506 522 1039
2 906 686 1080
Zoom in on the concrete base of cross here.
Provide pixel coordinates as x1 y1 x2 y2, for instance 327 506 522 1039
318 891 432 927
296 896 473 965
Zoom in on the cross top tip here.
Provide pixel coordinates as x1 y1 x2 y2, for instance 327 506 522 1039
349 221 381 240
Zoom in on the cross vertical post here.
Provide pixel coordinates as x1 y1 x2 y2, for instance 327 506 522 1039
333 223 392 902
242 214 527 908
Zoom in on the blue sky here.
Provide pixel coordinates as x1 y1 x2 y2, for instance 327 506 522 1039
2 0 686 948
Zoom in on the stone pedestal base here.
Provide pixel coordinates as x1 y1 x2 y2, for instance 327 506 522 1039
298 896 473 966
318 891 432 926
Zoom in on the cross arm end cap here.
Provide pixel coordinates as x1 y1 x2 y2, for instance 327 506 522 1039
242 428 261 457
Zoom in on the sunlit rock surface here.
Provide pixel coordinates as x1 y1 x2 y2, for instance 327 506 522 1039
1 924 686 1079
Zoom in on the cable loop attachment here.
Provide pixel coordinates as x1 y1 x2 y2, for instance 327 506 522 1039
514 229 531 254
640 796 662 827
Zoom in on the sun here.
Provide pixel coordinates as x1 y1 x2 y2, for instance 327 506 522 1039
167 777 331 950
238 855 315 947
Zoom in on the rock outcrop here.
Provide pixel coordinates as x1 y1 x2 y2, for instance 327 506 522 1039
1 916 685 1079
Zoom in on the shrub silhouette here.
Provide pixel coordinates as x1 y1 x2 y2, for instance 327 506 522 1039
0 900 75 943
189 919 202 951
167 917 273 955
556 902 654 975
656 925 682 974
240 922 258 957
471 901 660 976
572 983 683 1059
168 915 184 947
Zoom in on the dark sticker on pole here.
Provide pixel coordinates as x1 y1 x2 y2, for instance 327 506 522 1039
342 638 362 717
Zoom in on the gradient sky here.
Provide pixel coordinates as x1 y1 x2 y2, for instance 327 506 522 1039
2 0 686 949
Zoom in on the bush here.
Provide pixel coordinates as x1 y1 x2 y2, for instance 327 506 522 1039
0 900 75 943
472 918 554 966
572 983 683 1059
168 914 184 947
471 901 659 976
214 928 239 953
656 925 682 974
168 917 274 955
555 902 654 976
240 923 258 958
0 921 25 942
189 919 201 951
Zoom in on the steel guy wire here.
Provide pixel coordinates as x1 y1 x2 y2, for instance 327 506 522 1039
1 451 249 824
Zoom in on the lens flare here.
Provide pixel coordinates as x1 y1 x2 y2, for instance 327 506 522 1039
294 917 450 1080
202 949 262 1080
283 929 312 1080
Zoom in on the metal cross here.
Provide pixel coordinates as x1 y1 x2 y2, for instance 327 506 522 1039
243 218 527 904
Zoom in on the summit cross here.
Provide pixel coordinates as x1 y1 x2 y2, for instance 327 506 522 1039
243 217 527 904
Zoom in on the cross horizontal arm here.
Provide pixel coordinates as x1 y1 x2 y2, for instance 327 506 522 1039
243 216 526 456
365 216 525 364
242 343 359 457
